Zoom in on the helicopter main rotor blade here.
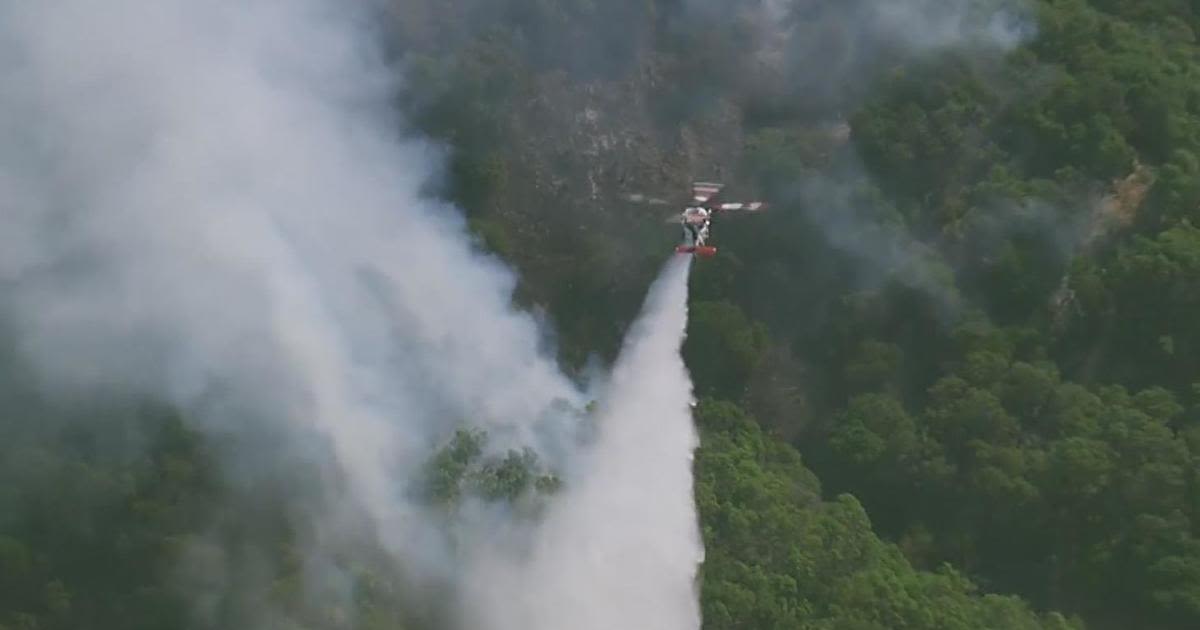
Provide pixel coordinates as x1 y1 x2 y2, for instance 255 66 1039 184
624 193 671 205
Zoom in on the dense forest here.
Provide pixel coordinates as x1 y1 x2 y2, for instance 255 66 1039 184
4 0 1200 628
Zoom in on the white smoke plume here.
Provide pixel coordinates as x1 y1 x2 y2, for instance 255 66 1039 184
461 255 703 630
0 0 703 626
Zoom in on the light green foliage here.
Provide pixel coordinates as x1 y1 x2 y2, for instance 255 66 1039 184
422 429 561 507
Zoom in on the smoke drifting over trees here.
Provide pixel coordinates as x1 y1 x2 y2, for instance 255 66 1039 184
5 0 1200 629
1 1 705 628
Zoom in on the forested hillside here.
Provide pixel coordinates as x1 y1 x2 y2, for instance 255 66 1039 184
4 0 1200 628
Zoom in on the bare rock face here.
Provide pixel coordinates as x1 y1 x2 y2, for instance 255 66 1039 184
477 60 748 364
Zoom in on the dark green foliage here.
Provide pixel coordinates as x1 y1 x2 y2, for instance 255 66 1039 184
820 334 1200 627
683 301 770 401
0 403 215 630
696 400 1081 630
1059 221 1200 391
0 392 429 630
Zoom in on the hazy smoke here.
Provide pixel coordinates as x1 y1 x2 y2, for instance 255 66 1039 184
676 0 1034 118
0 0 703 626
793 171 964 316
461 255 702 630
688 0 1034 54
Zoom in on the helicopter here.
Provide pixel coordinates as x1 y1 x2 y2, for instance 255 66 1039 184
634 182 767 256
624 178 763 255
